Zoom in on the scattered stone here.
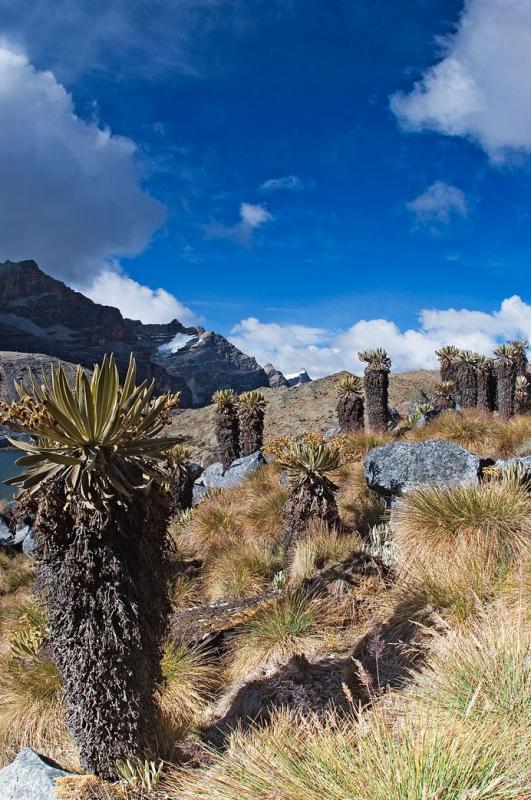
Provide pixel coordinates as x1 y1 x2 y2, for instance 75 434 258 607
324 426 341 440
13 524 31 546
0 748 69 800
192 484 209 506
364 439 490 497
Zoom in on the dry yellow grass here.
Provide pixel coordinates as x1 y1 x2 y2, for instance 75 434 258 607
225 591 336 681
0 648 78 769
336 461 385 532
288 520 362 585
203 538 282 602
408 408 531 458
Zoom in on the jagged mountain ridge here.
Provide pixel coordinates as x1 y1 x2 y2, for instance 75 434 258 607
0 260 269 407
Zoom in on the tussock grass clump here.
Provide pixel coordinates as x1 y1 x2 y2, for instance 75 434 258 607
392 479 530 621
158 642 220 728
0 649 77 769
168 705 527 800
183 493 243 557
289 521 362 585
414 604 530 729
240 463 288 543
0 551 34 597
203 538 282 602
394 478 530 565
226 591 333 680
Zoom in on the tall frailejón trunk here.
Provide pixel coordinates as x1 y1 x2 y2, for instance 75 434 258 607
282 483 339 560
476 364 495 413
457 362 478 408
364 368 389 433
239 406 265 457
215 405 239 470
336 394 364 433
494 359 516 419
32 481 172 780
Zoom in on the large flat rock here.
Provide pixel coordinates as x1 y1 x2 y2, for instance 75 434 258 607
364 439 489 497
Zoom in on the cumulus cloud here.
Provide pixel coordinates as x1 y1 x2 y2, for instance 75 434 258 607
84 271 197 325
0 45 195 324
230 296 531 378
390 0 531 161
260 175 304 192
406 181 468 231
204 202 273 246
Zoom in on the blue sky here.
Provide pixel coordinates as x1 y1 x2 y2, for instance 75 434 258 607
0 0 530 375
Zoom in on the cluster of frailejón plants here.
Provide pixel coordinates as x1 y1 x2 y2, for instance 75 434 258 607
435 340 528 418
212 388 267 468
0 355 180 779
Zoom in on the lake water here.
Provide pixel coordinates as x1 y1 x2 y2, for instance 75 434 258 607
0 451 20 501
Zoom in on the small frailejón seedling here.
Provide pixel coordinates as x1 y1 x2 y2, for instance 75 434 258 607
237 390 266 456
336 374 364 433
0 354 180 779
278 441 341 561
358 348 391 433
513 375 528 416
212 389 239 470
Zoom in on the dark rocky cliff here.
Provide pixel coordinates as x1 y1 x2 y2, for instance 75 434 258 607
0 260 269 407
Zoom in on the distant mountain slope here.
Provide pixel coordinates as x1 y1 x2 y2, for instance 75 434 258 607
168 369 441 457
0 260 269 406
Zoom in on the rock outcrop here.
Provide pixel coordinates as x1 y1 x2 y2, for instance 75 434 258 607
154 331 269 407
264 363 289 388
364 439 491 497
0 260 270 407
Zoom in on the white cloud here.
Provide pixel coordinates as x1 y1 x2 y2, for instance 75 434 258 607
406 181 468 231
84 271 197 325
240 202 273 227
260 175 304 192
204 202 273 246
230 296 531 378
0 44 194 324
390 0 531 161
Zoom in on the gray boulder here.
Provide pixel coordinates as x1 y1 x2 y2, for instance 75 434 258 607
199 462 225 489
194 451 267 496
192 484 209 506
387 407 400 430
0 748 69 799
364 439 489 497
223 452 266 488
324 426 341 440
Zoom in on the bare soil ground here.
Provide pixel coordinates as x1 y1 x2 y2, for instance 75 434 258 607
169 369 440 459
